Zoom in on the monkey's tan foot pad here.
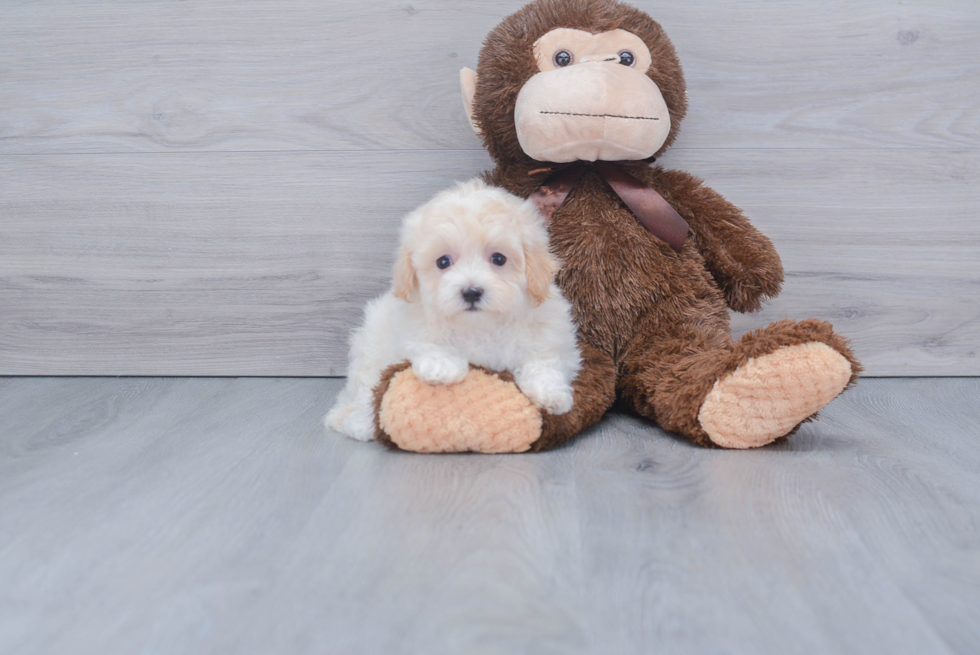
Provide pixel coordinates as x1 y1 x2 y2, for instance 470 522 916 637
698 342 853 449
376 367 542 453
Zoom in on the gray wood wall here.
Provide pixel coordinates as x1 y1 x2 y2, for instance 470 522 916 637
1 0 978 376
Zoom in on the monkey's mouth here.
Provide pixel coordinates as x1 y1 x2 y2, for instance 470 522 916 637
540 111 660 121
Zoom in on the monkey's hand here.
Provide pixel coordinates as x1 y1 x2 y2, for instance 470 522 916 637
705 237 784 314
654 168 784 313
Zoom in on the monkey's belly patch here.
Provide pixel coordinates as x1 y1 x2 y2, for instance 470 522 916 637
379 368 542 454
698 342 852 449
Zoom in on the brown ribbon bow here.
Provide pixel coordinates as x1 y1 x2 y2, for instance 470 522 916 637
528 160 689 253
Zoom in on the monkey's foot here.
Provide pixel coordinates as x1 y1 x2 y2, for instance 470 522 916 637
697 320 860 449
373 363 542 453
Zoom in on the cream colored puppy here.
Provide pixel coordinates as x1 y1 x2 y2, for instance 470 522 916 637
326 179 581 442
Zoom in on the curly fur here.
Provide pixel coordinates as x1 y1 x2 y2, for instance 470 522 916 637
326 179 582 442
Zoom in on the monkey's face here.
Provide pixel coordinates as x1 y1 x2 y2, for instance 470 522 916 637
513 28 671 163
461 0 688 167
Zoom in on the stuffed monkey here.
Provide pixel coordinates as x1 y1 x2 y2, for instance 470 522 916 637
372 0 860 452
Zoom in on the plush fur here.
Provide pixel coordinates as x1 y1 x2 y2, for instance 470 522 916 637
374 0 861 451
327 179 582 442
373 364 543 453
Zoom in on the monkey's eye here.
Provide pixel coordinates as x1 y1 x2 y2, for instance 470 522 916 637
553 50 573 67
618 50 635 67
490 253 507 266
436 255 452 270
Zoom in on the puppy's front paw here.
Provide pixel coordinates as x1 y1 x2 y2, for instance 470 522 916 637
516 362 575 415
412 354 469 385
519 379 575 415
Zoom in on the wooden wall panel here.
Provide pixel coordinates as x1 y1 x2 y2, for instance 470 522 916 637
1 1 976 154
2 149 976 375
0 0 977 375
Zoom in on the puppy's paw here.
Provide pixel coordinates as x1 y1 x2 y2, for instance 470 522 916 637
412 354 469 385
519 378 575 415
531 385 575 415
325 399 375 442
515 362 575 415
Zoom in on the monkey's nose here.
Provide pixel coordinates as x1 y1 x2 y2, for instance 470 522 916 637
461 287 484 304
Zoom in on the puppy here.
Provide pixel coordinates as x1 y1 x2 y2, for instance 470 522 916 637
326 179 581 442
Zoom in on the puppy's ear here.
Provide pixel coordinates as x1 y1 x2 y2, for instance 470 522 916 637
524 238 559 307
392 247 418 302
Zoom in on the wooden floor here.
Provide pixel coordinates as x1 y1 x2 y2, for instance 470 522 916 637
1 377 978 654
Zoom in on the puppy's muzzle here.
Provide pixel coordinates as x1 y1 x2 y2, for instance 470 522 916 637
461 286 484 310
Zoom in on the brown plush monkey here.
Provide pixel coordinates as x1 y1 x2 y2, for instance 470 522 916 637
373 0 860 452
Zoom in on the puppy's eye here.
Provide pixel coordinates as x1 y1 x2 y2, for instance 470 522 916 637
554 50 573 67
490 253 507 266
618 50 635 67
436 255 452 270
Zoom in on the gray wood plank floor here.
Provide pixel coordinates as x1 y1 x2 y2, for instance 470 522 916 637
1 377 977 654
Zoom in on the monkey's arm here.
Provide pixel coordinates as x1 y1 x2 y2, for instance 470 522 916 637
654 168 784 313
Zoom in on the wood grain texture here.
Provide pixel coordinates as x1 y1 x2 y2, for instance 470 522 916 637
2 149 977 376
0 0 976 153
1 0 978 375
1 377 978 654
0 150 493 376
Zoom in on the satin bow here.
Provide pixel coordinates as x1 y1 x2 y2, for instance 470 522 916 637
528 160 689 253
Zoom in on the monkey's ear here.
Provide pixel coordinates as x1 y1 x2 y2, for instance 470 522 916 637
392 247 419 302
460 68 481 136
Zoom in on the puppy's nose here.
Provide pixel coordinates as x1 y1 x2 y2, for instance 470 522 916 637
461 287 484 304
